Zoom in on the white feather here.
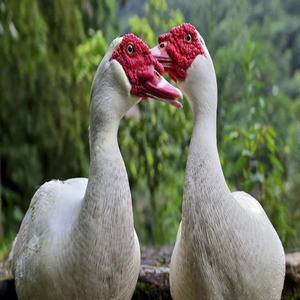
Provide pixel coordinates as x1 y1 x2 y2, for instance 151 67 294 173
170 39 285 300
10 37 141 300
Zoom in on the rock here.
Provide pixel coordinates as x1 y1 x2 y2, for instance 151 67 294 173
285 252 300 284
132 246 172 299
283 251 300 298
139 265 170 291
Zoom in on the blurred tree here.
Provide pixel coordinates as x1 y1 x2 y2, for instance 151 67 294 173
126 0 186 245
0 0 299 251
0 0 112 236
80 0 119 41
165 0 299 247
221 40 293 244
286 71 300 248
72 0 186 245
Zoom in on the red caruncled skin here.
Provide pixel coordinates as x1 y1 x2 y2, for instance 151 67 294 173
111 34 164 99
158 23 205 82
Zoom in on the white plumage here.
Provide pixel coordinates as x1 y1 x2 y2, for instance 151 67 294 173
173 40 285 300
10 32 183 299
9 37 142 300
153 25 285 300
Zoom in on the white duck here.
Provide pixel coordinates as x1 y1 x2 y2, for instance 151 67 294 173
9 34 182 300
152 23 285 300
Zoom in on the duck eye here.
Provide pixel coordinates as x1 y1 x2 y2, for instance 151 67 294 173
127 44 134 55
186 34 192 43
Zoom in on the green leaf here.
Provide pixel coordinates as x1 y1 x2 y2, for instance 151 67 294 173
269 154 284 173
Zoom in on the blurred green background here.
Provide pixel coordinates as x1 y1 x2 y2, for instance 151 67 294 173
0 0 299 255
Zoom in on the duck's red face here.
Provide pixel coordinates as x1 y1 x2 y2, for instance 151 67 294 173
111 34 182 108
151 23 205 82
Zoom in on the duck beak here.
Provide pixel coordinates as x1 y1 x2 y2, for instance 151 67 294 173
143 68 183 109
151 43 173 68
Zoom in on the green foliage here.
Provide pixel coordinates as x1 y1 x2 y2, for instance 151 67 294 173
285 72 300 248
73 29 108 130
133 282 170 299
224 123 292 243
282 288 300 300
163 0 299 247
0 0 299 250
0 0 87 235
121 0 187 245
74 30 108 84
129 0 183 47
0 233 15 260
221 39 293 245
80 0 118 41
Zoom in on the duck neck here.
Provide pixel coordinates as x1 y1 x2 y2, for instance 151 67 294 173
180 59 232 229
76 93 135 243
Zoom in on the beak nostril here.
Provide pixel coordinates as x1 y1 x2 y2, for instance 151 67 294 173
154 70 161 79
